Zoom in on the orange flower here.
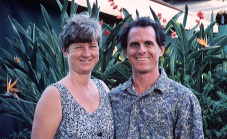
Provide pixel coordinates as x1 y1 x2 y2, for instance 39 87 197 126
4 75 21 100
197 38 208 47
14 56 20 63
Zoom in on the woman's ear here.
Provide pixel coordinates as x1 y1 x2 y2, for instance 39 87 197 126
62 47 67 57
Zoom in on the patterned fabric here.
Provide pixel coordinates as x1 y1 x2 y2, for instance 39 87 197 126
51 79 114 139
108 68 204 139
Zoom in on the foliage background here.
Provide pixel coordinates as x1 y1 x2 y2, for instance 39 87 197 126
0 0 227 138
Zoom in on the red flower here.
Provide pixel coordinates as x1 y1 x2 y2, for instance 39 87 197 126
171 31 177 38
195 19 200 23
104 30 110 35
158 13 162 20
108 0 114 2
99 21 103 26
197 10 204 19
163 18 167 23
125 23 128 27
113 5 118 9
110 2 115 6
116 15 122 19
119 7 123 12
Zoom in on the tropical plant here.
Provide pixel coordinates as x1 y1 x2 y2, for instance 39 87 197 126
160 4 227 138
0 0 227 138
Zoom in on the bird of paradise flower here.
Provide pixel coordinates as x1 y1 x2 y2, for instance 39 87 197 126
196 37 220 50
4 75 21 100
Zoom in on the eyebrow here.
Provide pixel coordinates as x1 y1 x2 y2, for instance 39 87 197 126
129 41 139 44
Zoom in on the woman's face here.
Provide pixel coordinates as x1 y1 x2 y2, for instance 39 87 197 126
63 40 99 75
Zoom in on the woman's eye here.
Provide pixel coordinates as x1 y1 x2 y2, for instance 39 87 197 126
74 46 82 49
90 45 98 48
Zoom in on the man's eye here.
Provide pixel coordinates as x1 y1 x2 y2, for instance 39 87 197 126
146 42 153 46
130 43 138 47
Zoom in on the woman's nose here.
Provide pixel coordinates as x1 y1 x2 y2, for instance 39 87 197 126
83 47 91 57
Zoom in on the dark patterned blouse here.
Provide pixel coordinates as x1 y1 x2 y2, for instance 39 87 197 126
108 68 204 139
51 79 114 138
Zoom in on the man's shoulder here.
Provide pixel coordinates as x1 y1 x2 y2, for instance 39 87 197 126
163 77 194 97
109 82 126 94
108 81 129 98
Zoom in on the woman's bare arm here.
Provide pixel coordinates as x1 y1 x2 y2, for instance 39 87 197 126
31 86 62 139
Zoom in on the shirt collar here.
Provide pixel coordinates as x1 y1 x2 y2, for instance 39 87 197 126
120 67 169 95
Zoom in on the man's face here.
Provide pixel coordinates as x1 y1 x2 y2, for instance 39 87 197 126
124 26 165 74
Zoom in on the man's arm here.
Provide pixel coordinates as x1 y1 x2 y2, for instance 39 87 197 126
175 92 204 139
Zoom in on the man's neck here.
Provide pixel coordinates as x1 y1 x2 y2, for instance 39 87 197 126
132 68 160 95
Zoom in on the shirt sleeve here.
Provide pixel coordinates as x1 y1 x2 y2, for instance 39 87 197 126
175 91 204 139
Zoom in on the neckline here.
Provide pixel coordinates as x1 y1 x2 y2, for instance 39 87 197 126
56 79 102 115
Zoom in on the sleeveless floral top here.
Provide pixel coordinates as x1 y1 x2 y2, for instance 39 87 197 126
51 79 114 138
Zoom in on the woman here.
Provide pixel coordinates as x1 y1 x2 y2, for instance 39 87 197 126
32 12 114 138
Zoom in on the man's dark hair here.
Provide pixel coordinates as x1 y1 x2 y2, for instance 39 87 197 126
119 17 166 49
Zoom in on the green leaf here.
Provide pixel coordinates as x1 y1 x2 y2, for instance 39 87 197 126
186 49 203 62
180 24 189 54
10 18 33 45
149 6 160 24
103 62 123 80
170 46 176 77
204 21 216 35
186 59 195 75
136 9 140 19
86 0 92 15
8 17 25 52
60 0 69 29
70 0 75 16
209 35 227 55
122 8 131 18
165 11 183 34
40 4 53 33
183 3 188 27
187 23 199 38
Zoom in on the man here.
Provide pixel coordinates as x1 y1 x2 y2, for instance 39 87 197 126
108 17 204 138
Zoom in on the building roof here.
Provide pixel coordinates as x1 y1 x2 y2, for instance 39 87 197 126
74 0 217 32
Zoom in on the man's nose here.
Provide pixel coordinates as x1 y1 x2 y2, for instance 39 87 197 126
138 44 146 54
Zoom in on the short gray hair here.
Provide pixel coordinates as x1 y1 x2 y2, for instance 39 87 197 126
59 12 102 50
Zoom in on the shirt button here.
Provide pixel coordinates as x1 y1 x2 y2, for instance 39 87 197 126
97 132 102 136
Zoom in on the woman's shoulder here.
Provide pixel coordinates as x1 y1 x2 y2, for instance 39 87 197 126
39 85 61 103
92 79 110 93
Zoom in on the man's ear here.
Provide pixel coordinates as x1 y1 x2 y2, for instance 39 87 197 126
159 45 165 57
123 48 128 58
